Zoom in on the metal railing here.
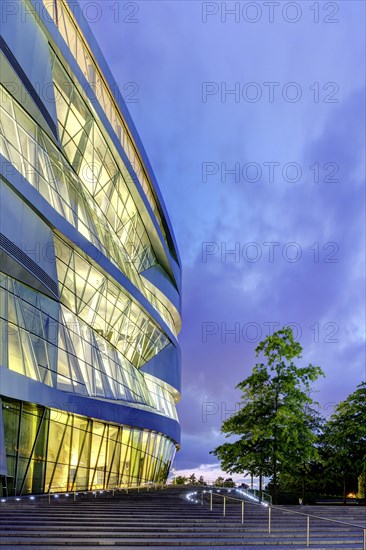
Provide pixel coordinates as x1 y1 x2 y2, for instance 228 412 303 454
199 489 366 549
200 485 271 504
0 483 166 504
245 487 272 504
45 482 166 503
178 481 272 504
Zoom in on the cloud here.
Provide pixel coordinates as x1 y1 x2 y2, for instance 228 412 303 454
78 1 365 474
176 86 365 469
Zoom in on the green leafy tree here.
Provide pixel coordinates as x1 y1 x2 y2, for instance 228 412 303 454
214 476 225 487
212 327 324 503
272 404 324 501
224 477 236 487
270 460 323 504
197 475 207 486
321 382 366 503
188 473 197 485
174 475 187 485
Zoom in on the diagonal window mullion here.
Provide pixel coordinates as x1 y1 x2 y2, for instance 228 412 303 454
47 414 71 493
77 264 92 311
90 424 107 489
18 408 47 495
119 428 132 485
72 117 93 174
70 419 91 492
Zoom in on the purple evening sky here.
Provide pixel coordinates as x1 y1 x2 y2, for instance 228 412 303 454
77 0 365 483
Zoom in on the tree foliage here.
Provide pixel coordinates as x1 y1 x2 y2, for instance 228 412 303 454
358 472 366 499
224 477 236 487
174 475 187 485
173 473 208 486
188 473 197 485
273 382 366 503
214 476 225 487
320 381 366 502
212 327 324 503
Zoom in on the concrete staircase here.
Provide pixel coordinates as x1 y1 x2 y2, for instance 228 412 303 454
0 487 365 548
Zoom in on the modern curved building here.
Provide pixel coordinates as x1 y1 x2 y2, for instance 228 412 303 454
0 0 181 496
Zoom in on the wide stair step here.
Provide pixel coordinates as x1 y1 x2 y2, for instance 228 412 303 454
0 488 364 548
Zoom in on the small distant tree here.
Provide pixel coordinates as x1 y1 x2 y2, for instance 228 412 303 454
214 476 225 487
188 473 197 485
321 382 366 503
197 475 207 486
174 475 187 485
212 328 324 503
224 478 236 487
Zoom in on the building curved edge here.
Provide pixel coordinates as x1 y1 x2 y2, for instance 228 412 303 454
62 0 182 271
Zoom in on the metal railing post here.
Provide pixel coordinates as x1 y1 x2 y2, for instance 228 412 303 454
184 489 365 544
73 491 76 501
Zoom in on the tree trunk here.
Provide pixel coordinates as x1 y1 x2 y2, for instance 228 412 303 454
250 473 253 489
272 392 278 504
259 473 262 501
343 473 347 505
273 460 277 504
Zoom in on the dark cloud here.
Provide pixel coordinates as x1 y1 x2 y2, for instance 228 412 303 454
78 0 365 478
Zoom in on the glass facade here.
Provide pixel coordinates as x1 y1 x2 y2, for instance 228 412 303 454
0 83 178 336
41 0 170 248
2 397 175 495
0 0 181 496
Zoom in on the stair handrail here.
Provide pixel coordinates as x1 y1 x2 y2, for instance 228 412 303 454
1 482 166 504
198 489 366 549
